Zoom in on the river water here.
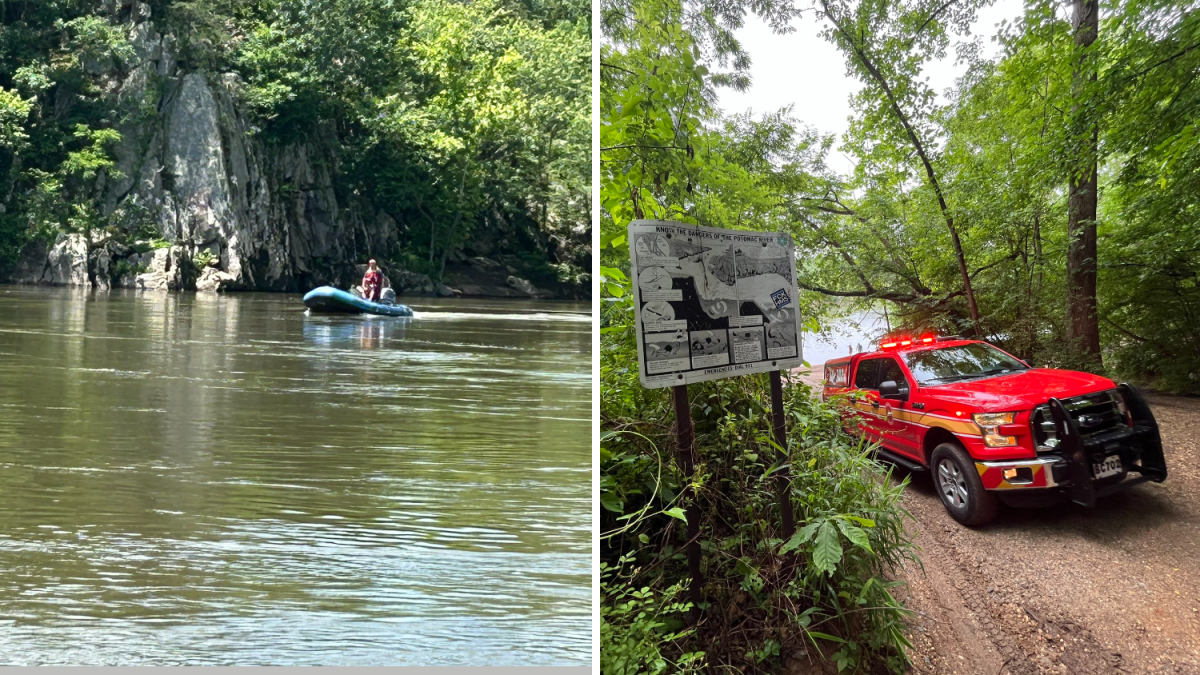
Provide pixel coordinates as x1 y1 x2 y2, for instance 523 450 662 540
0 286 592 666
802 308 889 366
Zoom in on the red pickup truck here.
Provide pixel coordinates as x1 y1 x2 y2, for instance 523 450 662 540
822 336 1167 526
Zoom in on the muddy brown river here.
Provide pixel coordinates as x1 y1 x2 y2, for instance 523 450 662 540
0 286 592 665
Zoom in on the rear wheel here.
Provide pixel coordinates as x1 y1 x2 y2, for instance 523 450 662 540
930 442 998 527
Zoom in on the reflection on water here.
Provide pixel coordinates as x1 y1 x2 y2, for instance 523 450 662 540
0 286 591 665
302 315 410 350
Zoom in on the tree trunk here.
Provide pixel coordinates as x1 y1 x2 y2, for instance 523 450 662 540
1033 211 1043 295
1067 0 1102 366
429 218 437 267
1029 212 1042 356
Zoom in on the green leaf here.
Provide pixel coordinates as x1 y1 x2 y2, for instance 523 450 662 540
837 521 872 553
604 233 627 249
780 521 820 553
841 515 876 528
813 521 843 575
599 265 628 282
600 492 624 513
663 507 687 523
807 631 847 644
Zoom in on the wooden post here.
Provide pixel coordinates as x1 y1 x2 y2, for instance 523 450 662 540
672 384 704 612
769 370 795 539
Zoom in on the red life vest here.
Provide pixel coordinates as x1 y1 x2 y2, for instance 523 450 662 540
362 269 383 300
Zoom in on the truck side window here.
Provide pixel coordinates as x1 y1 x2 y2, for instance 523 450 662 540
854 359 879 389
878 358 908 388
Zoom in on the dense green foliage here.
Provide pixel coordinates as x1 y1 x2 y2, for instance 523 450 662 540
0 0 589 289
803 0 1200 389
602 0 1200 391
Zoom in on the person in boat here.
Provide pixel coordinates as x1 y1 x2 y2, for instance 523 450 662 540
360 259 384 302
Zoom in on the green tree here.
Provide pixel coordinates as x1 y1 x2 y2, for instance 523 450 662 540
814 0 989 328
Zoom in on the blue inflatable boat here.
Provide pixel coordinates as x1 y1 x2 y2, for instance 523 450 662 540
302 286 414 317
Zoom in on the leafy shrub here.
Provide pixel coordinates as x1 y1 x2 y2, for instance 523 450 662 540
192 248 216 271
111 258 149 281
601 555 704 675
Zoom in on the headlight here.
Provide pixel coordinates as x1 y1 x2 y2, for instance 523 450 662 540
973 413 1015 426
973 412 1017 447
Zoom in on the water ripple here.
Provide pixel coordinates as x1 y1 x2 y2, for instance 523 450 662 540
0 287 591 666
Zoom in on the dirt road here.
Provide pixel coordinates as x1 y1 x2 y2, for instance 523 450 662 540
897 393 1200 674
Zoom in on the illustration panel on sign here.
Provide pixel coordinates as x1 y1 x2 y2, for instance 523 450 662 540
765 307 799 359
730 327 765 363
688 330 730 369
644 330 690 374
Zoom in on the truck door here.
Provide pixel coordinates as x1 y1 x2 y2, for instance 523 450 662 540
851 358 883 442
876 357 921 459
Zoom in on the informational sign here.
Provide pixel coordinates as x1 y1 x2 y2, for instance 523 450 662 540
629 219 804 388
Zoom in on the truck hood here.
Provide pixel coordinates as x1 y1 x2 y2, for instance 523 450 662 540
920 368 1116 411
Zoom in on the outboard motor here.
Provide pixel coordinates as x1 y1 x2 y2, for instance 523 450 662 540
380 287 396 306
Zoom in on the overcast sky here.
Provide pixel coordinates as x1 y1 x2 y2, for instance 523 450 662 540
718 0 1027 174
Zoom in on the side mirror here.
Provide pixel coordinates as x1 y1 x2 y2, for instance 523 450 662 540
879 380 909 401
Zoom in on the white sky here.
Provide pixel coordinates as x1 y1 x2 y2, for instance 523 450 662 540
718 0 1027 174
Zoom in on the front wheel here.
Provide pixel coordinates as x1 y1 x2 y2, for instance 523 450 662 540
930 443 998 527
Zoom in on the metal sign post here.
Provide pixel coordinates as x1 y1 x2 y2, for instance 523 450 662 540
672 384 704 612
769 370 795 539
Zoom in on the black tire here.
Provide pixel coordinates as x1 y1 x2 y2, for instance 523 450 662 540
930 442 998 527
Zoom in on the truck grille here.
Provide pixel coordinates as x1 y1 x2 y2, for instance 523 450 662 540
1031 390 1128 452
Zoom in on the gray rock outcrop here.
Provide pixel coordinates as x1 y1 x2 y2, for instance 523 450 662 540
195 266 237 292
9 4 396 292
10 234 91 286
391 269 437 296
507 275 551 299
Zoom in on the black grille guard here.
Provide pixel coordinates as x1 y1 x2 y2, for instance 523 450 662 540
1047 383 1167 508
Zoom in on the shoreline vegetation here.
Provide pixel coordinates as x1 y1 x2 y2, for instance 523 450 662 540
601 0 1199 671
0 0 591 300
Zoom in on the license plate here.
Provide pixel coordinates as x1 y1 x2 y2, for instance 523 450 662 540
1093 454 1123 479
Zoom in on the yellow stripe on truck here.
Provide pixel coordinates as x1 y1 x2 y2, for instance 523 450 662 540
851 401 978 435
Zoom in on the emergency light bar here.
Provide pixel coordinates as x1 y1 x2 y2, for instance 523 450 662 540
878 334 960 350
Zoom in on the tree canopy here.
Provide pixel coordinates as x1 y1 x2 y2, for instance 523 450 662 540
0 0 590 291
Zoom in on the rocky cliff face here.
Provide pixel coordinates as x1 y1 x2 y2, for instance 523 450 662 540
11 2 398 293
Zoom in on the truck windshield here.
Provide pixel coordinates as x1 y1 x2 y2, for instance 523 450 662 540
903 343 1028 385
